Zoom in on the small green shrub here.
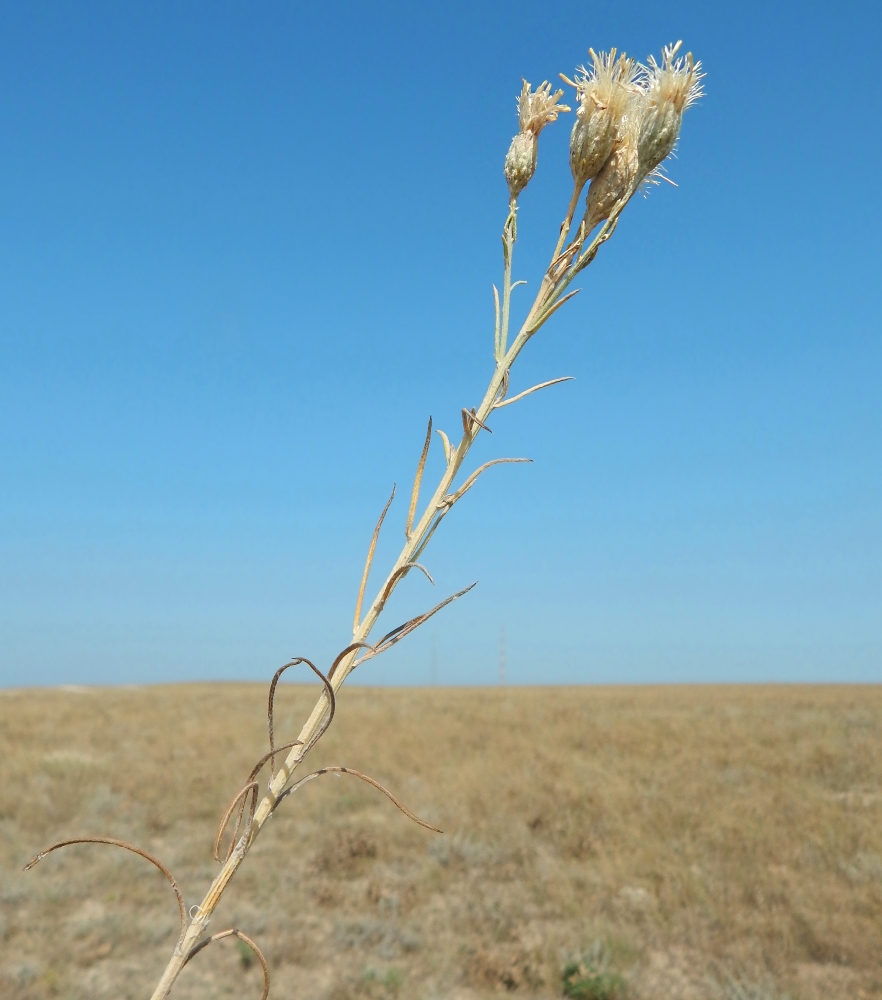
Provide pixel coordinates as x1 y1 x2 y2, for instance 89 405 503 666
382 967 403 993
562 960 624 1000
235 937 254 970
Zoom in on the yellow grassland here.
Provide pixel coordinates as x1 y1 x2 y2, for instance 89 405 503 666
1 683 880 999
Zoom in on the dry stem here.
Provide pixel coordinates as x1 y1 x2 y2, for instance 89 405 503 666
144 201 616 997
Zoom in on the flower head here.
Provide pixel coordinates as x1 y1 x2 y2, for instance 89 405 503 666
637 41 704 180
563 48 641 188
517 79 570 136
504 130 537 201
582 93 644 231
504 80 570 201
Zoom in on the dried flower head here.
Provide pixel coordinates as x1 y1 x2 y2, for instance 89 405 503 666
637 41 704 181
517 79 570 136
504 80 570 201
563 48 641 189
504 131 537 201
582 93 645 232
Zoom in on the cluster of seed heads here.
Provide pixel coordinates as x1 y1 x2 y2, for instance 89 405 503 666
504 42 704 231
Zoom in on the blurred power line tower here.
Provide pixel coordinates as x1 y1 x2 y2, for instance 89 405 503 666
499 626 506 686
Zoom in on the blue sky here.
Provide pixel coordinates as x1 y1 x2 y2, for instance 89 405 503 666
1 0 879 687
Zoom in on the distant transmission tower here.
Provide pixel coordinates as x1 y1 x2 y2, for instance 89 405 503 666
499 626 506 685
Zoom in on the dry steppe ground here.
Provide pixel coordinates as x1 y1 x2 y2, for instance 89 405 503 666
1 684 881 1000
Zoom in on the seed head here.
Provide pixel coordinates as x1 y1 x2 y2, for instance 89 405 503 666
563 49 641 189
504 131 537 202
636 41 704 181
583 94 644 232
504 80 570 201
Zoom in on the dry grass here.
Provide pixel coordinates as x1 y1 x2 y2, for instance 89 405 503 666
1 683 881 1000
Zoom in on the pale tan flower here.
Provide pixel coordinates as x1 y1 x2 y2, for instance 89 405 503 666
581 41 703 230
583 93 644 231
563 49 641 188
504 80 570 201
637 41 704 181
517 79 570 136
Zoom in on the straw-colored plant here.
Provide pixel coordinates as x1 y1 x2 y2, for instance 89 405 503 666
23 41 703 999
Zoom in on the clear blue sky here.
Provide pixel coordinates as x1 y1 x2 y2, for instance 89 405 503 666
1 0 879 687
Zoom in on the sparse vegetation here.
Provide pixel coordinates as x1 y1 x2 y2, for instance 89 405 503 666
562 962 623 1000
709 970 793 1000
3 683 881 999
562 943 624 1000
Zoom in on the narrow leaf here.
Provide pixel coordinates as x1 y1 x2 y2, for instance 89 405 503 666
406 561 435 585
436 429 454 466
24 837 187 946
354 485 395 631
439 458 532 508
184 930 270 1000
274 765 443 833
530 288 580 330
461 407 492 435
492 377 574 409
355 582 477 666
406 417 432 539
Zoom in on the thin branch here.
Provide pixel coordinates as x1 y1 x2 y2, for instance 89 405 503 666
572 214 619 276
24 837 187 947
183 929 269 1000
492 377 574 410
409 510 447 565
439 458 532 509
492 284 501 359
552 182 585 262
274 766 442 833
498 209 516 360
406 417 433 539
354 484 396 631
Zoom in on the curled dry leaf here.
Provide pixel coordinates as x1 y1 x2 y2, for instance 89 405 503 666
268 656 332 776
24 837 188 949
184 929 269 1000
273 765 443 834
436 429 454 466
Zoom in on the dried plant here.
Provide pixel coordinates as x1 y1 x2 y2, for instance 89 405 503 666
23 42 703 999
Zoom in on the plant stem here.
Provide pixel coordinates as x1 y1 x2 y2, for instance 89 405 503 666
498 205 516 360
149 200 592 999
552 183 584 262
